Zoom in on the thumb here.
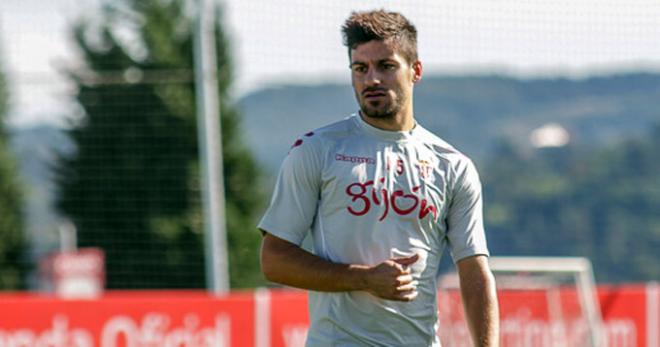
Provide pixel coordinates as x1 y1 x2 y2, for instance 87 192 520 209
392 253 419 266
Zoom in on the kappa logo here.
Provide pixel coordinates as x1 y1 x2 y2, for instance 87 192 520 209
335 153 376 165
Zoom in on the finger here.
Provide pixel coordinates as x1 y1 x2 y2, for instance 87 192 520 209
402 290 418 301
390 260 413 274
394 290 418 302
392 263 411 275
396 280 418 292
396 274 413 286
392 253 419 266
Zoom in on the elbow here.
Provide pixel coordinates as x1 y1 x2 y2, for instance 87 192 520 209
261 258 287 285
260 239 282 284
260 232 300 285
260 258 278 283
260 247 275 281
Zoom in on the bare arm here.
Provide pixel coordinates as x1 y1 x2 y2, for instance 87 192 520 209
260 231 419 301
457 255 500 347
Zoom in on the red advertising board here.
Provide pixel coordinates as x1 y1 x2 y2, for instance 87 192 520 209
599 285 648 347
268 289 308 347
439 287 647 347
0 291 254 347
0 284 657 347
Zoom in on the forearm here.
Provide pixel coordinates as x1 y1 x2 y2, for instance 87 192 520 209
260 232 369 292
458 256 500 347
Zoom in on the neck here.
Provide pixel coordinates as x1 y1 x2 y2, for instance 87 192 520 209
359 106 415 132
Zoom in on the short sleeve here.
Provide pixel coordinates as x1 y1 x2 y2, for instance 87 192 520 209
446 157 490 262
257 134 323 246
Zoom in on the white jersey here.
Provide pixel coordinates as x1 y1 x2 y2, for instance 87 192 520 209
258 114 489 346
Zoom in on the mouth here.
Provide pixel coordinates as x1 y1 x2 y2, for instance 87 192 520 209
363 90 388 99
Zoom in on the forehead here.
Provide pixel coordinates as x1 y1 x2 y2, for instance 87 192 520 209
350 40 407 64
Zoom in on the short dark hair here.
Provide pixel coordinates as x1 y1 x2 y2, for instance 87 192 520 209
341 10 418 64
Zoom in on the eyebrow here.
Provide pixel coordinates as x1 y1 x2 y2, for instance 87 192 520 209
350 59 398 67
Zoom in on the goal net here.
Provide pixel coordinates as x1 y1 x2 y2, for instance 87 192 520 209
437 256 604 347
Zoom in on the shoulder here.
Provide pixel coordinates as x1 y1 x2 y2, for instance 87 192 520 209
288 115 359 153
415 125 476 173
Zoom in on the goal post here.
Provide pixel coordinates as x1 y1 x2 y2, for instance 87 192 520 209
488 256 604 347
437 256 605 347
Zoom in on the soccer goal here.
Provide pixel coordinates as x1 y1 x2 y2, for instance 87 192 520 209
437 256 604 347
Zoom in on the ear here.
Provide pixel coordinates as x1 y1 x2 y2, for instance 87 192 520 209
411 60 423 83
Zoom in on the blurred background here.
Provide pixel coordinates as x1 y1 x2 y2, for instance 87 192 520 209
0 0 659 293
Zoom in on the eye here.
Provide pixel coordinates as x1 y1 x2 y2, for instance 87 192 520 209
352 65 367 73
379 62 397 71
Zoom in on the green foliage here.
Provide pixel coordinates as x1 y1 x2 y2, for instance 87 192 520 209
0 59 27 289
483 128 660 282
59 0 265 289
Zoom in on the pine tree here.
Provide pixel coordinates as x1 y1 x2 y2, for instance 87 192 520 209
58 0 264 289
0 57 27 289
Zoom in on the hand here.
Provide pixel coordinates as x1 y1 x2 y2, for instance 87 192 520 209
364 253 420 302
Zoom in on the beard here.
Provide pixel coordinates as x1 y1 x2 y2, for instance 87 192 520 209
356 88 406 120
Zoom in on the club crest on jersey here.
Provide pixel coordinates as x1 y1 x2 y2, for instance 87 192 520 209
415 159 433 178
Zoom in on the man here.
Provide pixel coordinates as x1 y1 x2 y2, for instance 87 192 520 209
259 9 499 346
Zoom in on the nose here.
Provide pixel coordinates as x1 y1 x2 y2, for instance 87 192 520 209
364 68 381 87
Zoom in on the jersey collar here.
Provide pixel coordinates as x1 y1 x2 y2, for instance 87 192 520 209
353 113 419 142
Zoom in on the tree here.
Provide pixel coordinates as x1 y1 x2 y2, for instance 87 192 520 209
58 0 264 289
482 133 660 282
0 57 27 289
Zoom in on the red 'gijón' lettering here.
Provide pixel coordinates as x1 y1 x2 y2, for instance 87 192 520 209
345 180 438 221
346 181 373 216
419 199 438 220
371 179 389 221
390 190 419 215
